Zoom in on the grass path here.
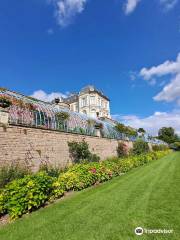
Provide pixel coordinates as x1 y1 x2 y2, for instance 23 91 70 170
0 152 180 240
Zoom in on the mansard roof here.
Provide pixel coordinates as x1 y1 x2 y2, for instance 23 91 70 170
79 85 110 101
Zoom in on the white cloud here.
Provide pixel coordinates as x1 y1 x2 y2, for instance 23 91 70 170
140 53 180 80
124 0 141 15
140 53 180 105
50 0 87 27
31 90 67 102
47 1 178 26
113 110 180 135
160 0 178 10
154 73 180 103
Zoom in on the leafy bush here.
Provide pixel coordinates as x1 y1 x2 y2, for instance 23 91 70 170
115 123 137 137
0 191 6 216
56 150 170 191
0 95 12 108
56 112 70 122
0 150 170 220
0 164 30 189
58 162 113 191
89 153 100 162
132 139 150 155
170 142 180 151
68 140 100 163
0 172 64 219
117 142 129 157
152 144 169 152
39 164 61 178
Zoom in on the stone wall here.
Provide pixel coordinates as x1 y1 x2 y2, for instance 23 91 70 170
0 125 133 172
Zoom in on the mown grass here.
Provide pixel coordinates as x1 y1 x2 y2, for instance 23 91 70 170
0 152 179 240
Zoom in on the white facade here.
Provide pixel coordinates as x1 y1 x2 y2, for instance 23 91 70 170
78 92 110 118
64 86 111 119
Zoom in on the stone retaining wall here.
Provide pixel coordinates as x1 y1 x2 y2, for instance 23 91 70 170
0 125 134 171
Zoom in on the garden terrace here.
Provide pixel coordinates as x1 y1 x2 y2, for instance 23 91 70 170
0 88 164 145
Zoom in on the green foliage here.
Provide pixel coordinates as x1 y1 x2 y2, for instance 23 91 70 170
56 150 169 192
171 142 180 151
117 142 129 157
0 191 6 216
68 140 100 163
115 123 137 137
0 150 170 220
0 95 12 108
152 144 169 152
0 172 63 219
158 127 179 144
132 139 150 155
58 163 113 191
138 128 146 134
0 164 30 189
1 152 178 240
56 111 70 122
56 111 69 128
39 164 61 178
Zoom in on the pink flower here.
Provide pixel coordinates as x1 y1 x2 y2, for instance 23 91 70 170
90 168 97 174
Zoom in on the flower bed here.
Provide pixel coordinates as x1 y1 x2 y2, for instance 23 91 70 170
0 150 170 220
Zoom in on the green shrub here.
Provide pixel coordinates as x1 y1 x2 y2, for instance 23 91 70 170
39 164 61 178
170 142 180 151
89 153 100 162
1 172 64 219
152 144 169 152
132 139 150 155
0 191 6 216
117 142 129 157
56 112 70 122
0 164 30 189
0 150 170 220
58 162 113 191
68 140 91 163
68 140 100 163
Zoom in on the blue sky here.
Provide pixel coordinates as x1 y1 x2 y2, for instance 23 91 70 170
0 0 180 135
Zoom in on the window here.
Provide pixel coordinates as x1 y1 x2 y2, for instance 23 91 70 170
75 104 78 112
105 102 107 109
90 96 95 105
98 97 101 106
102 100 104 108
81 97 87 107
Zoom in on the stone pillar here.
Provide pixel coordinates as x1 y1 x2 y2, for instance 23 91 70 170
0 107 9 125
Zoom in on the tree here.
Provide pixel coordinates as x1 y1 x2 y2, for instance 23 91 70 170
138 128 146 134
158 127 179 144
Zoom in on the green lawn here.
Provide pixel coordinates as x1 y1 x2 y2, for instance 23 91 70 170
0 152 180 240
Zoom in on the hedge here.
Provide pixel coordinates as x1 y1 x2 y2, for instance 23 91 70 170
0 150 170 219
